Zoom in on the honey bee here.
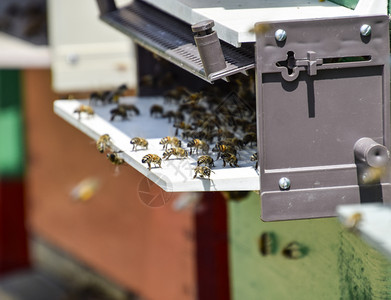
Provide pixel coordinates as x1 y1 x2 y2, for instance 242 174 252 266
106 151 124 165
74 104 94 120
110 106 128 121
197 155 215 168
119 104 140 116
282 242 306 259
142 154 162 170
243 132 257 147
249 22 271 34
187 139 209 155
163 86 190 103
130 137 148 151
96 134 111 153
221 153 239 167
150 104 164 117
89 91 104 105
259 232 277 256
193 166 214 180
250 152 258 169
162 147 188 160
344 212 362 232
212 144 237 160
112 84 128 103
173 121 193 136
159 136 181 150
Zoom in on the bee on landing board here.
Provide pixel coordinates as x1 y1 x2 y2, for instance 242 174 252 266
162 147 188 160
212 144 237 160
110 106 128 121
250 152 258 169
193 166 214 180
187 139 209 155
130 137 148 151
221 153 239 168
142 154 162 171
150 104 164 118
159 136 181 150
74 104 94 120
197 155 215 168
96 134 111 153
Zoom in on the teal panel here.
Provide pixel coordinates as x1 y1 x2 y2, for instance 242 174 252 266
0 70 25 177
228 192 391 299
328 0 358 9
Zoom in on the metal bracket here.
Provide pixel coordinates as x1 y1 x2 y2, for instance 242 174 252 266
256 15 391 221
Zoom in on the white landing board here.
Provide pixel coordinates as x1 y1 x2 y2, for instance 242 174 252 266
54 97 260 192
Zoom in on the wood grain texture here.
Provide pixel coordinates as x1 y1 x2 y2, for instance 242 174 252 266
229 192 391 299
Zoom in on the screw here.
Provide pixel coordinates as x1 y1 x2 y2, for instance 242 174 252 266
279 177 290 190
275 29 287 42
360 24 371 37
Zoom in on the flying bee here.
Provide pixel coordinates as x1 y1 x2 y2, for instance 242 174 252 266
118 104 140 116
130 137 148 151
197 155 215 168
212 144 237 160
106 151 124 165
96 134 111 153
74 104 94 120
159 136 181 150
221 153 239 167
162 147 188 160
344 212 362 232
259 232 277 256
193 166 214 180
110 106 128 121
150 104 164 117
142 154 162 170
187 139 209 155
250 152 258 169
282 242 307 259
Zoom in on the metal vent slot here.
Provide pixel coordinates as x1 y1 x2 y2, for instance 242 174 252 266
100 0 255 82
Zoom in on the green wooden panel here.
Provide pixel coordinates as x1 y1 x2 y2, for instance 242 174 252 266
0 70 25 177
328 0 358 9
228 192 391 299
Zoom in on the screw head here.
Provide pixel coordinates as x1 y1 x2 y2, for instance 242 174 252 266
275 29 287 42
279 177 291 190
360 24 371 37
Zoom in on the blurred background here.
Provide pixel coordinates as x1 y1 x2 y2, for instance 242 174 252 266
0 1 390 300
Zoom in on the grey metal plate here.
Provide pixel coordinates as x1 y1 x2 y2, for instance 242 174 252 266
100 0 254 82
256 15 390 221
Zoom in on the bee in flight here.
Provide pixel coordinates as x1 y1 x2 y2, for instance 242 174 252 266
193 166 214 180
221 153 239 167
159 136 181 150
250 152 258 169
106 151 124 165
187 139 209 155
74 104 94 120
162 147 188 160
96 134 111 153
130 137 148 151
142 154 162 170
197 155 215 168
344 212 362 232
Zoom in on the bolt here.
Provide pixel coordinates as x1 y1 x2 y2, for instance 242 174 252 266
360 24 371 37
279 177 291 190
275 29 287 42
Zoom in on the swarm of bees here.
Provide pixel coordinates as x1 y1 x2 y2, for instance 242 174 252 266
82 73 260 182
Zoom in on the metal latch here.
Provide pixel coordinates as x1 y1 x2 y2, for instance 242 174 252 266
278 51 323 81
